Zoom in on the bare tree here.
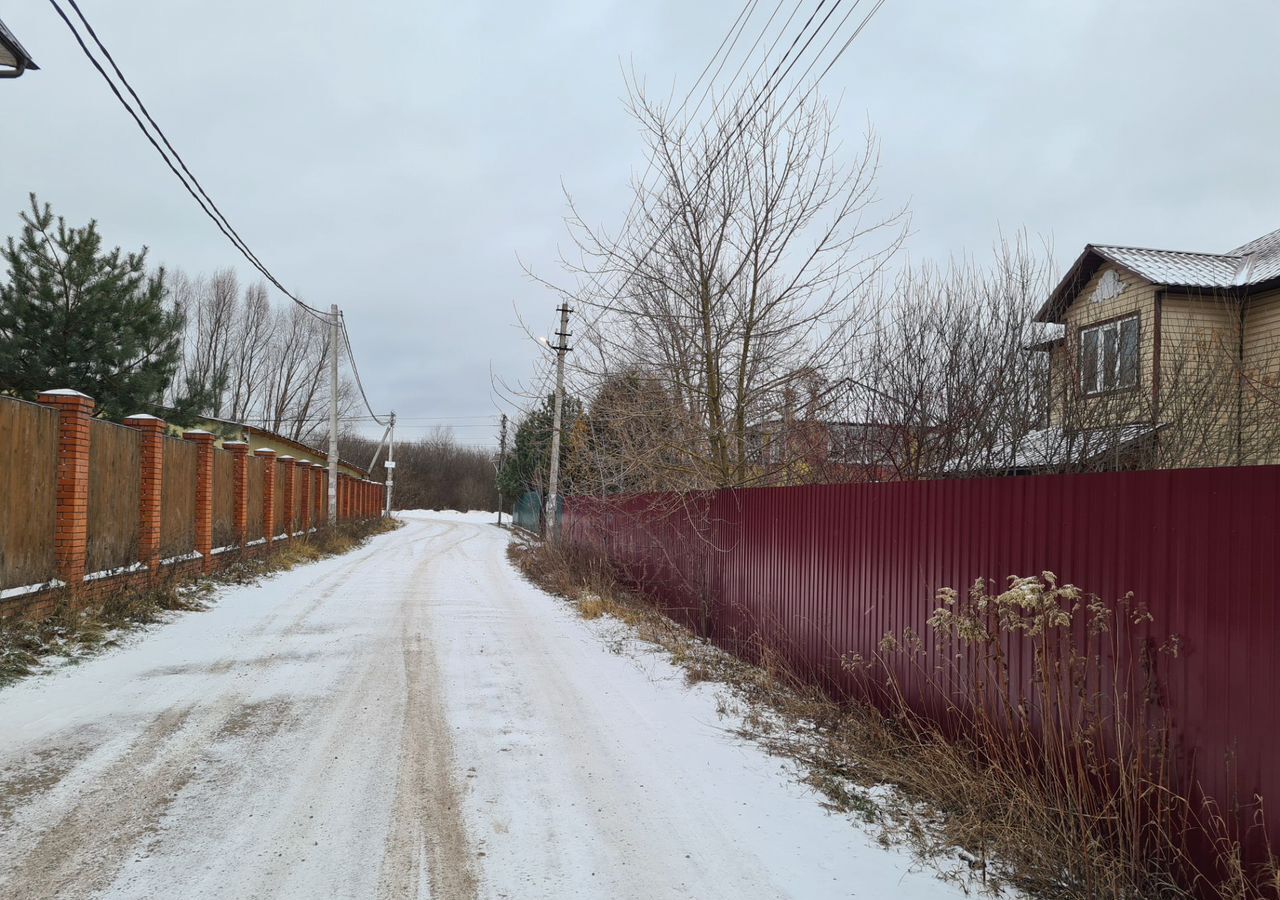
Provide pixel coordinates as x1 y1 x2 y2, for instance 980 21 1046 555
534 81 906 492
843 235 1055 478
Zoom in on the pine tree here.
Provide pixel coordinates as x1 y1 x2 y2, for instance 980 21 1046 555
497 393 581 501
0 194 207 421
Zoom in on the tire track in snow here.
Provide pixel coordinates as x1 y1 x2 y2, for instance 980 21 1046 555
377 522 480 900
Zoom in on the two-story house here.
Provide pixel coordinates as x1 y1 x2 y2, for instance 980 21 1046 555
1033 226 1280 469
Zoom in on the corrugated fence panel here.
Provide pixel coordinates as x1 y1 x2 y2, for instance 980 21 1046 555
0 397 58 589
247 457 265 541
564 465 1280 873
87 419 140 574
212 449 237 548
160 437 197 558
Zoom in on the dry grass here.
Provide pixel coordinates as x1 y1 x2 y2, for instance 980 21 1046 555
0 517 400 688
509 537 1280 899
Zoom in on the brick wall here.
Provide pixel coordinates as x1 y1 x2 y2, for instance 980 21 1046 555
0 391 387 622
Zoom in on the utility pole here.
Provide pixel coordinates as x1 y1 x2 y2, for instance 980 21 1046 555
384 411 396 517
496 413 508 527
544 303 571 539
328 304 339 524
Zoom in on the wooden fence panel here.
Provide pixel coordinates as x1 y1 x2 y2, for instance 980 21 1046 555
293 470 305 532
0 397 58 589
160 437 197 559
87 419 141 574
212 449 237 549
273 461 287 537
247 457 265 541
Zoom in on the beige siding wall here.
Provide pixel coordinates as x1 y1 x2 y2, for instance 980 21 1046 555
1051 265 1157 429
1241 288 1280 464
1157 293 1240 467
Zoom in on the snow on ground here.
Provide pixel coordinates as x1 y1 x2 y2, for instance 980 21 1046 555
0 510 968 899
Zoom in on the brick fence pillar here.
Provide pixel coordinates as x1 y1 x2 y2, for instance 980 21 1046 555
298 462 311 536
224 441 249 548
279 456 296 540
336 473 346 521
255 449 276 545
38 389 94 593
184 430 215 573
124 414 166 574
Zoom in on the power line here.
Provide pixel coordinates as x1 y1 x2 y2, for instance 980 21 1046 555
572 0 881 349
338 313 390 427
48 0 332 324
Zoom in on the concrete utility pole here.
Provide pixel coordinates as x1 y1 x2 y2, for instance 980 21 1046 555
544 303 571 539
328 303 340 524
384 412 396 517
497 413 508 527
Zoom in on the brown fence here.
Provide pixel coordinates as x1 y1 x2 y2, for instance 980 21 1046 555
0 392 386 618
246 457 266 541
273 461 286 537
160 437 197 559
212 449 237 549
293 468 306 533
0 399 58 590
87 420 141 574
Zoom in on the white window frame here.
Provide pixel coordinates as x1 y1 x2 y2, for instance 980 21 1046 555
1079 315 1140 395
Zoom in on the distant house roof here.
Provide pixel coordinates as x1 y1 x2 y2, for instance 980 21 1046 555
190 414 371 478
944 424 1163 475
0 17 38 74
1036 226 1280 323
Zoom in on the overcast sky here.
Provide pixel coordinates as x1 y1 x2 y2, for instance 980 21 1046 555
4 0 1278 446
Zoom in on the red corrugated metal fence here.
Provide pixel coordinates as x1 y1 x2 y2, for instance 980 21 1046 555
563 466 1280 875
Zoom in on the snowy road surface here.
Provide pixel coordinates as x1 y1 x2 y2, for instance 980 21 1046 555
0 511 963 900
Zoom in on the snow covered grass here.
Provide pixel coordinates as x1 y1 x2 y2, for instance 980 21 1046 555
0 518 398 688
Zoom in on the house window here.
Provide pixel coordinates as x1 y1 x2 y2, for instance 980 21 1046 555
1079 315 1139 395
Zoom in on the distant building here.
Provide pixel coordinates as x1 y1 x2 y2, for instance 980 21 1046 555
0 17 38 79
1032 225 1280 469
174 415 371 480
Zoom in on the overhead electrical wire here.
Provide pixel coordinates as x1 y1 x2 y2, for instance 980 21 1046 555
573 0 883 350
50 0 398 433
48 0 332 324
338 313 390 427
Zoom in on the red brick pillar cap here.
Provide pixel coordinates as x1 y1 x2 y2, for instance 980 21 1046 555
38 388 92 399
183 429 215 443
253 448 276 457
223 441 249 452
124 414 167 429
279 455 295 463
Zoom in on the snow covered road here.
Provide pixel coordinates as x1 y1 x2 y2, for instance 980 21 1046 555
0 511 964 899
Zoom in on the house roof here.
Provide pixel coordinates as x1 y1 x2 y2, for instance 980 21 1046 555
944 424 1162 474
0 17 38 73
1035 225 1280 323
191 414 371 478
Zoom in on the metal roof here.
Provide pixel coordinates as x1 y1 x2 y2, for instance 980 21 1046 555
1090 245 1243 288
0 16 39 73
1036 225 1280 322
943 424 1162 474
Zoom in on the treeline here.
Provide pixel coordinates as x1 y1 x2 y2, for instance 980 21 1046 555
342 430 498 512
